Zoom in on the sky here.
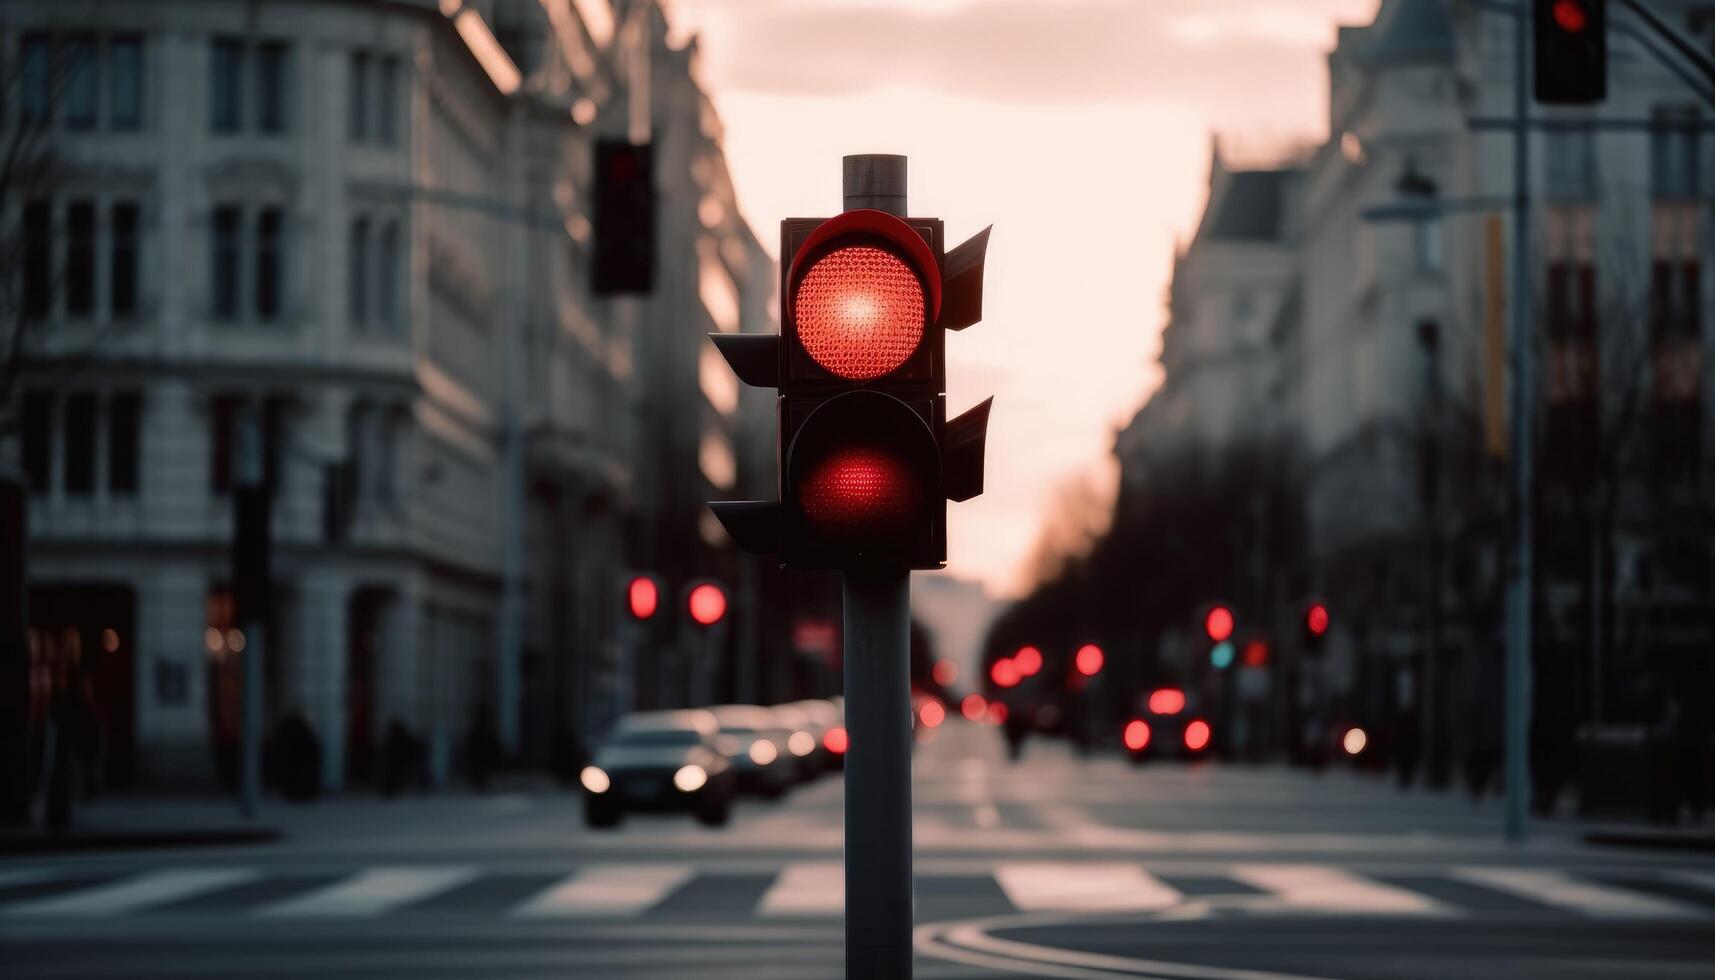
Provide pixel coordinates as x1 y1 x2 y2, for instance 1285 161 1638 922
666 0 1381 598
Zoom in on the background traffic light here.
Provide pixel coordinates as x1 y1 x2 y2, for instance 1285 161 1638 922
710 179 992 570
1534 0 1606 104
592 139 655 295
1304 600 1330 654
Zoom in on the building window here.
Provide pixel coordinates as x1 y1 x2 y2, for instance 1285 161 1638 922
66 200 96 317
110 35 142 129
64 36 96 130
212 206 241 320
63 392 97 496
1650 107 1701 200
378 220 399 327
22 200 51 320
109 391 141 495
21 391 52 493
349 51 370 141
257 41 288 134
210 39 244 132
210 395 240 493
349 217 369 322
256 207 283 321
111 202 138 317
21 34 51 123
377 55 399 144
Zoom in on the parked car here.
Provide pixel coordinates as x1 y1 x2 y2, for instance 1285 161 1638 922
707 704 795 798
580 710 736 828
1122 687 1213 764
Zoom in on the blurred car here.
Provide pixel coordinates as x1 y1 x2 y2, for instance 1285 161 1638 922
1122 687 1213 764
707 704 794 798
770 702 829 779
580 709 736 828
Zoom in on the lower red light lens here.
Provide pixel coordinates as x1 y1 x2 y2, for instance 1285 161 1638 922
1123 719 1151 751
1184 719 1211 751
794 245 925 381
824 726 849 754
799 446 923 540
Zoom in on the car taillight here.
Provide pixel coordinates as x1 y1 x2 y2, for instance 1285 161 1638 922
824 726 849 754
1123 719 1151 751
1184 719 1211 751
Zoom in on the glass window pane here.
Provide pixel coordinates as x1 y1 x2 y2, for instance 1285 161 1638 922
22 391 53 493
109 391 141 495
378 56 398 144
23 200 52 319
110 35 142 129
111 202 139 317
22 34 51 122
258 41 287 133
63 392 97 495
212 206 241 320
211 395 239 494
64 36 96 129
211 39 243 132
349 51 369 141
378 221 398 326
66 201 96 317
349 217 369 323
256 208 282 320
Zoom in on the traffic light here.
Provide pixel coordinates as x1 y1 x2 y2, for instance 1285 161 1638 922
1304 600 1329 654
625 575 660 621
708 168 993 569
1203 604 1234 643
1240 638 1269 668
1073 644 1104 677
592 139 655 294
1534 0 1606 105
686 581 728 627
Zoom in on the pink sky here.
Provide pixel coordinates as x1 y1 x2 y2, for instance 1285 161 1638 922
669 0 1380 597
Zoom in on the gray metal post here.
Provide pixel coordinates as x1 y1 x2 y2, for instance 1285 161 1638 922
235 407 264 820
1505 4 1533 843
843 567 913 979
840 153 913 979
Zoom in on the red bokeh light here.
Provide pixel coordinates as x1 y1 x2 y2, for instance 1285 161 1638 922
1204 606 1235 642
986 701 1008 725
823 726 849 754
627 576 658 620
1147 688 1186 716
990 658 1021 688
1123 719 1151 751
931 659 957 687
1307 602 1329 637
1184 719 1211 751
1241 639 1269 668
794 245 925 381
918 699 945 729
961 693 987 721
1552 0 1588 33
1013 646 1043 677
799 446 923 539
687 583 727 626
1074 643 1104 677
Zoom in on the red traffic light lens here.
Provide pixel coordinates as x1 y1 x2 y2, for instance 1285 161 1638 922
798 445 924 539
1204 605 1234 642
627 576 658 620
1552 0 1588 32
794 245 925 381
687 583 727 626
1307 603 1329 637
1074 644 1104 677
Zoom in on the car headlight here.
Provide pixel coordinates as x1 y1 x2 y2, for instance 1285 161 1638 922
580 766 611 794
787 731 816 757
673 764 708 792
749 739 778 765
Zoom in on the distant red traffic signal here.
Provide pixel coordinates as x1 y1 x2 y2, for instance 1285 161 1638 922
1074 644 1104 677
1307 602 1329 636
1241 639 1269 668
1534 0 1606 105
1204 605 1235 642
626 575 659 620
1013 645 1043 677
687 582 727 626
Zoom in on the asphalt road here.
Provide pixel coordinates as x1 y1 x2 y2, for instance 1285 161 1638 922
2 721 1712 979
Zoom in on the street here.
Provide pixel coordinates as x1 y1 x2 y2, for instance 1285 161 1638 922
3 721 1712 979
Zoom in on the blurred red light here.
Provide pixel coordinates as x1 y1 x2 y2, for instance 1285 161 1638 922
824 726 849 754
1241 639 1268 668
1014 646 1043 677
931 659 957 687
687 583 727 626
794 245 925 380
1184 719 1211 751
1074 644 1104 677
1307 602 1329 637
960 693 987 721
1552 0 1587 33
627 576 658 620
1204 606 1234 642
990 657 1021 688
986 701 1008 724
1123 719 1151 751
1147 688 1185 715
799 446 923 539
918 699 945 729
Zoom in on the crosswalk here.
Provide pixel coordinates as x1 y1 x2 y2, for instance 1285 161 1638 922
1 861 1711 923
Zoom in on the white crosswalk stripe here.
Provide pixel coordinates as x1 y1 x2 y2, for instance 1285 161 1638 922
257 866 477 918
1455 867 1710 919
994 861 1181 912
512 864 693 918
1232 863 1454 916
3 868 258 918
757 861 844 916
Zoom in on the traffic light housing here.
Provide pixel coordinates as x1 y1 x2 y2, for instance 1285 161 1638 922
709 168 992 571
592 139 655 295
1534 0 1606 105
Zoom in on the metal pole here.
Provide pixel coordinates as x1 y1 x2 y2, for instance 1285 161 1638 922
234 406 268 820
1505 4 1533 843
841 153 913 980
843 567 912 980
